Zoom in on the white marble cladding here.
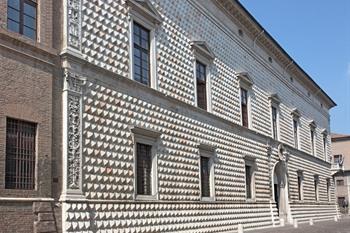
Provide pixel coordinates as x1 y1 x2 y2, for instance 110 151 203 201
60 75 336 232
80 0 331 162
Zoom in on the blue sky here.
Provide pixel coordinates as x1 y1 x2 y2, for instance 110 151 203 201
239 0 350 134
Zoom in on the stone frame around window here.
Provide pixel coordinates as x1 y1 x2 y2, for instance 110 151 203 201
296 170 304 201
198 143 216 202
291 108 301 150
269 93 281 141
131 126 161 201
127 0 162 89
244 155 256 202
191 41 215 112
237 72 253 129
309 120 317 156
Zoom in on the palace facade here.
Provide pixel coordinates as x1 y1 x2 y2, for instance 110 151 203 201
0 0 338 232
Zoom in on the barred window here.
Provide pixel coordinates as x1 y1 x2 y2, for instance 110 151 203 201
136 143 152 195
133 22 150 86
196 61 207 110
241 88 249 127
200 156 210 197
7 0 37 40
5 118 36 189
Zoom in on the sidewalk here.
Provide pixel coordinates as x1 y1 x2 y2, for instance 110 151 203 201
247 217 350 233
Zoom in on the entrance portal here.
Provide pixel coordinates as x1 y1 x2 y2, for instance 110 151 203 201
273 160 291 224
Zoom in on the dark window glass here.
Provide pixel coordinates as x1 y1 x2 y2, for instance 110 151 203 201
133 22 150 86
196 61 207 110
326 179 330 201
272 106 278 139
334 154 342 164
297 174 302 200
337 179 344 186
311 129 315 155
7 0 37 40
136 143 152 195
5 118 36 190
245 165 252 199
200 156 210 197
241 88 249 127
323 135 327 158
314 177 318 201
293 119 298 148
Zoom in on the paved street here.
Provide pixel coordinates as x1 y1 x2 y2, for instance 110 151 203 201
248 217 350 233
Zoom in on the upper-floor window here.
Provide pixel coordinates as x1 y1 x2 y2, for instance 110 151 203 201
310 128 315 155
323 133 327 159
7 0 37 40
196 61 207 110
336 179 344 186
334 154 343 165
5 118 36 190
240 88 249 127
133 22 150 86
237 72 253 128
293 119 299 148
271 106 278 140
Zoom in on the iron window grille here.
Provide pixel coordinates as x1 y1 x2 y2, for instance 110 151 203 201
5 118 36 190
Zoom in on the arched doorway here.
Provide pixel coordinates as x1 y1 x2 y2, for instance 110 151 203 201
272 144 292 224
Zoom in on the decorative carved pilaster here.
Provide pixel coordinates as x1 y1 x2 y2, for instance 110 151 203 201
61 70 86 200
67 0 81 50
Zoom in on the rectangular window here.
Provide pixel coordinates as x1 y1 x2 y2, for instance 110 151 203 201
7 0 37 40
326 179 331 202
323 134 327 159
196 60 207 110
293 119 299 148
297 172 303 201
336 179 344 186
245 165 253 199
272 106 278 140
5 118 36 190
314 176 319 201
310 129 315 155
241 88 249 127
334 154 343 164
133 22 150 86
136 143 152 195
200 156 210 197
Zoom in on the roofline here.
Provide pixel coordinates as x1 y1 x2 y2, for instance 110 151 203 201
235 0 337 108
331 136 350 142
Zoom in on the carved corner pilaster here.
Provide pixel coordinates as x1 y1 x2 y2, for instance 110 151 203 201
61 69 86 201
62 0 83 58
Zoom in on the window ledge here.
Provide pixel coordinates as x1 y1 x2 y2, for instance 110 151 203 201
135 194 158 201
245 198 256 203
201 197 215 202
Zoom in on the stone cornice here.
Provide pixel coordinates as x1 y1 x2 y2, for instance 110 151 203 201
214 0 336 109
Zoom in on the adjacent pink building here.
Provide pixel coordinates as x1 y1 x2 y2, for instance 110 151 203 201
331 133 350 213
